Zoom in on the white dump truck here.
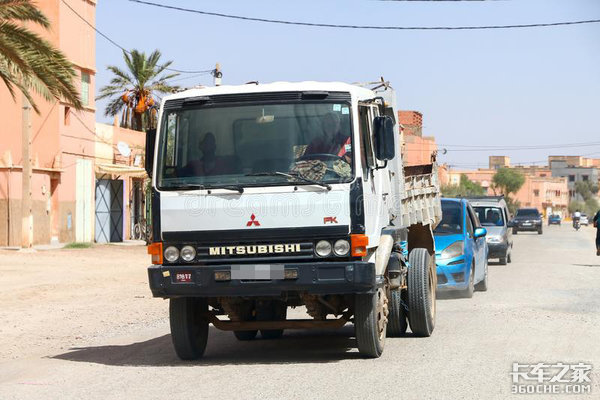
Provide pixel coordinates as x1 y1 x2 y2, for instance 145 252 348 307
145 81 441 359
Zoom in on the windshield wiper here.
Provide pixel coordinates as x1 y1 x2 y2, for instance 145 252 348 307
161 183 243 193
210 185 244 194
246 171 331 190
162 183 207 191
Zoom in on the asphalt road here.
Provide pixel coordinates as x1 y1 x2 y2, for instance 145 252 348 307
1 225 599 399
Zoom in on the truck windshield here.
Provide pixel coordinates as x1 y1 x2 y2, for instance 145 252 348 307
434 201 463 235
474 206 505 227
156 101 354 189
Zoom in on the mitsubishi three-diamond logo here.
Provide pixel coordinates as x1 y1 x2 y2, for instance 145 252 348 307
246 213 260 227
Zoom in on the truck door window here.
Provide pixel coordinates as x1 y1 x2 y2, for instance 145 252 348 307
358 105 375 175
165 112 177 167
369 106 386 168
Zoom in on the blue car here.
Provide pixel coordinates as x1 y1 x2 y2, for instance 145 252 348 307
434 198 489 297
548 214 561 226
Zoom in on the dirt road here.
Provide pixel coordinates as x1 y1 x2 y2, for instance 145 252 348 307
1 226 599 399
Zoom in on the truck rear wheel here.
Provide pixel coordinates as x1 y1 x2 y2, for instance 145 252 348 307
233 305 258 341
169 297 209 360
386 289 408 337
354 287 388 358
407 248 436 337
257 300 286 339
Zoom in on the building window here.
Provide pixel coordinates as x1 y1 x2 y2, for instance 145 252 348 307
568 175 575 182
582 175 589 181
64 106 70 125
81 72 90 107
540 173 546 177
533 189 539 196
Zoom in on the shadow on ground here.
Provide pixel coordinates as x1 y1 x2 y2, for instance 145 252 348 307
51 326 365 367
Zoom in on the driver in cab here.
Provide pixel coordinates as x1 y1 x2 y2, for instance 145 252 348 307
305 112 351 162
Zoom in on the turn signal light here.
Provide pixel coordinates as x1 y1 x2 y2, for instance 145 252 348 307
351 234 368 257
147 242 163 264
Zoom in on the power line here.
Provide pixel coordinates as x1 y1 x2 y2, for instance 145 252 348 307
438 140 600 150
129 0 600 30
61 0 214 74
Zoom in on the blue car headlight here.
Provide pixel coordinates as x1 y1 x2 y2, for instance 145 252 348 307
440 241 464 259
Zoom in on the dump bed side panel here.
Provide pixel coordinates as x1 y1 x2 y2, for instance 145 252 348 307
398 163 442 228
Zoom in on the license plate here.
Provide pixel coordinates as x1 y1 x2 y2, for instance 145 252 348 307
231 264 284 280
523 222 531 226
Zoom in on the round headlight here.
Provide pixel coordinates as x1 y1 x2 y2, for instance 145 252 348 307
180 245 196 262
333 239 350 256
164 246 179 262
315 240 332 257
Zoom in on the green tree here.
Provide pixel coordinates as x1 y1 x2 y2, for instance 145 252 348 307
441 174 486 197
0 0 82 112
492 168 525 196
97 49 179 131
574 181 599 201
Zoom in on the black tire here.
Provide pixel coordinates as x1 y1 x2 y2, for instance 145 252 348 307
507 251 512 263
513 229 518 235
475 260 488 292
386 289 408 337
462 261 475 298
354 287 387 358
233 303 258 341
407 248 435 337
169 297 209 360
538 228 543 235
499 256 507 265
257 301 286 340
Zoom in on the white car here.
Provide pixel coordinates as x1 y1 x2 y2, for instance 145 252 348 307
580 214 589 226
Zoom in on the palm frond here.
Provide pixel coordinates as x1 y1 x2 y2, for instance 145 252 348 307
0 0 49 28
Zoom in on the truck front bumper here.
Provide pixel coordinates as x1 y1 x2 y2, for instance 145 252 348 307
148 261 377 298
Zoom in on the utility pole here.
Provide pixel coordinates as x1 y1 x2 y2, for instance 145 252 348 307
213 63 222 86
21 95 33 248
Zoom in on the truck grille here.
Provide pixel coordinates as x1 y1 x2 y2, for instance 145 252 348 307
194 240 315 264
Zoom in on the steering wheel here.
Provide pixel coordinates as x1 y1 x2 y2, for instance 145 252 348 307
296 153 344 162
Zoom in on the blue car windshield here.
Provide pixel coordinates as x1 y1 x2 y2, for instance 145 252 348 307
434 201 463 235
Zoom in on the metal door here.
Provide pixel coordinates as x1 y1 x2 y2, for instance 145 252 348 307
95 179 124 243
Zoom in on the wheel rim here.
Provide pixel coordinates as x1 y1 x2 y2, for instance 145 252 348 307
376 287 389 341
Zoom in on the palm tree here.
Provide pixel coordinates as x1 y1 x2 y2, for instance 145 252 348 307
0 0 82 112
97 49 179 131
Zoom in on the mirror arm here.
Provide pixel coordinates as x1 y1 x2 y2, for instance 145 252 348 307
373 160 388 170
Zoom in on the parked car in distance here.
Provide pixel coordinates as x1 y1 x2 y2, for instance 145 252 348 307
468 196 513 265
434 198 489 298
580 214 589 226
548 214 562 226
510 208 543 235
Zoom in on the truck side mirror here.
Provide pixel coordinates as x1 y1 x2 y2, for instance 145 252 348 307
145 128 156 177
373 116 395 161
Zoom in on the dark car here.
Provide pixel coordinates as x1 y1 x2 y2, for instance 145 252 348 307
548 214 561 226
511 208 543 234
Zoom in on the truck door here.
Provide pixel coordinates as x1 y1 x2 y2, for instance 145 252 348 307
357 104 390 245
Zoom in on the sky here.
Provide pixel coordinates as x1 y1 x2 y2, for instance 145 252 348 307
94 0 600 169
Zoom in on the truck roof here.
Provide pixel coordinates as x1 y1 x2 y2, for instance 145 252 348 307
162 81 377 103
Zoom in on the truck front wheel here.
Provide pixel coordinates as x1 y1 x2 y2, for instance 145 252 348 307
169 297 209 360
354 287 388 358
407 248 436 337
